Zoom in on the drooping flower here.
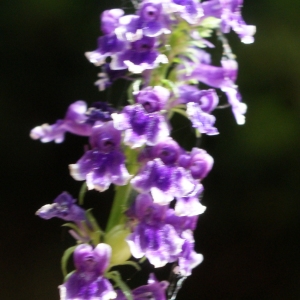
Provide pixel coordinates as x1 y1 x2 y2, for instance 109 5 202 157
182 59 247 124
69 121 131 191
30 101 93 143
202 0 256 44
59 243 116 300
36 192 87 224
116 274 168 300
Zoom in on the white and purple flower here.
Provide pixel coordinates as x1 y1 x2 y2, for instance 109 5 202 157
69 121 131 192
59 243 116 300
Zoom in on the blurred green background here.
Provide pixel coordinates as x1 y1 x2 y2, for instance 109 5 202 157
0 0 299 299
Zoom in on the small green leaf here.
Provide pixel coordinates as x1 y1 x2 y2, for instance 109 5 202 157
78 182 87 205
62 223 80 235
61 245 77 278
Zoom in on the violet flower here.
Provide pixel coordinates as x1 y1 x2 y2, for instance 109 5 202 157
202 0 256 44
116 0 171 39
110 36 168 74
30 101 93 143
134 86 170 113
85 9 126 67
69 121 131 192
85 33 126 67
178 147 214 181
126 194 185 268
59 243 116 300
112 104 169 148
183 59 247 124
36 192 87 224
131 138 200 204
131 158 197 204
127 194 203 273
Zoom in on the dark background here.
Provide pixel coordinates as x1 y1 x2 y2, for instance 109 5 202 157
1 0 300 299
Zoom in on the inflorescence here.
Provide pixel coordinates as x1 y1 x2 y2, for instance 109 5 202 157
31 0 255 299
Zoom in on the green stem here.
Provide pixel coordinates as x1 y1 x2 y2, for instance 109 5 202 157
105 147 139 232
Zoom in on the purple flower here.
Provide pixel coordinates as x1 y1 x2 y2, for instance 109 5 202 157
85 33 126 67
117 1 171 39
202 0 255 43
111 36 168 73
183 59 247 124
116 274 168 300
30 101 93 143
178 147 214 180
59 243 116 300
126 194 184 267
131 158 198 204
134 86 170 113
112 104 170 148
69 122 131 191
127 194 203 273
36 192 87 224
187 59 237 88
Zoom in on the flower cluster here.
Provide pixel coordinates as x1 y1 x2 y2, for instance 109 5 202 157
32 0 255 299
